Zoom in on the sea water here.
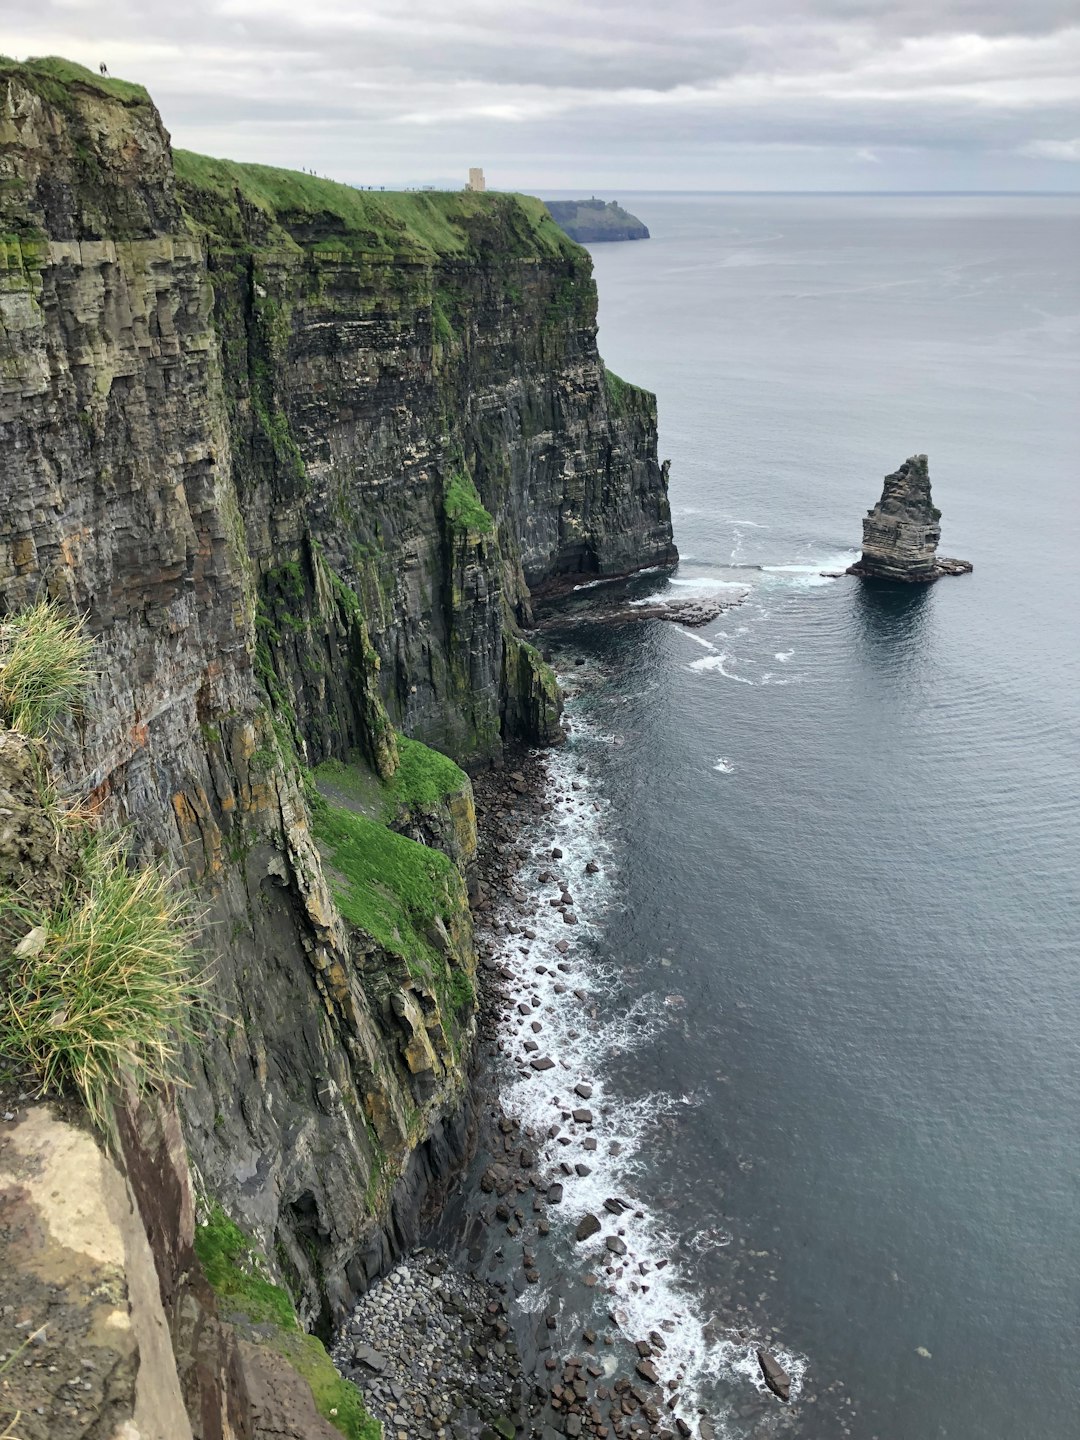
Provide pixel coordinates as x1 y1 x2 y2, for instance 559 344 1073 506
439 194 1080 1440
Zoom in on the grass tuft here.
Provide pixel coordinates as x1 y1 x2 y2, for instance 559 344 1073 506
443 471 494 535
0 600 93 737
0 835 196 1131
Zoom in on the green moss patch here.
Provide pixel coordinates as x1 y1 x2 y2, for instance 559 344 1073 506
195 1206 380 1440
310 790 463 975
194 1205 296 1329
388 738 468 811
443 471 494 535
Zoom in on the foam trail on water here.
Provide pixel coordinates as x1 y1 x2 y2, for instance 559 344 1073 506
485 688 807 1435
679 628 718 651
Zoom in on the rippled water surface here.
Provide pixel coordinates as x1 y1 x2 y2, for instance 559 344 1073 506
441 195 1080 1440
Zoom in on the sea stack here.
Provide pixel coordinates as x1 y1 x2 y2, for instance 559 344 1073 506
847 454 972 581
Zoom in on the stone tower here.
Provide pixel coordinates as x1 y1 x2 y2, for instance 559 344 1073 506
467 167 486 192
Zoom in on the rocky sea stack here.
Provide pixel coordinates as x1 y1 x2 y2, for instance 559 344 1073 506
847 454 972 582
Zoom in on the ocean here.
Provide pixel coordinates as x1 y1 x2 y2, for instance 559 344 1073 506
434 193 1080 1440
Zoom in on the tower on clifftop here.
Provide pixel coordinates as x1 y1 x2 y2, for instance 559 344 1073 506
467 167 486 192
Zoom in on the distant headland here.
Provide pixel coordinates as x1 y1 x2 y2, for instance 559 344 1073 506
543 197 650 243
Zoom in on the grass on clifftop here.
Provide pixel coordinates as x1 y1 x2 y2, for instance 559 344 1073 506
195 1206 380 1440
0 55 151 107
173 148 575 262
0 600 93 737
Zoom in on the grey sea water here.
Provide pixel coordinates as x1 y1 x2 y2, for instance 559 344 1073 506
434 194 1080 1440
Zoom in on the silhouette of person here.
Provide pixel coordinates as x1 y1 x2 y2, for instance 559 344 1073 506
99 62 108 75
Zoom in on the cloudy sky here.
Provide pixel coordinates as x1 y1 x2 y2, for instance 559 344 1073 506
8 1 1080 190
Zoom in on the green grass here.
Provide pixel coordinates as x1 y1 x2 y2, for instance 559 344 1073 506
603 366 637 417
195 1206 380 1440
387 737 467 811
173 149 575 263
310 790 462 974
317 738 466 822
0 55 151 108
0 600 94 737
194 1204 297 1329
0 834 195 1132
443 471 494 535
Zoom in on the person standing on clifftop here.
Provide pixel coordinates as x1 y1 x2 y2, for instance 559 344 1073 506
99 62 108 75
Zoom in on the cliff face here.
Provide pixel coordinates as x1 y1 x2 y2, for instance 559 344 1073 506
0 51 675 1356
848 453 970 582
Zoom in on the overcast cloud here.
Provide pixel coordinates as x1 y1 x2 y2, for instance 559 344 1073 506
7 0 1080 189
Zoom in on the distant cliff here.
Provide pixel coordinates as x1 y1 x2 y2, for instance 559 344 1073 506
543 197 650 243
0 55 675 1439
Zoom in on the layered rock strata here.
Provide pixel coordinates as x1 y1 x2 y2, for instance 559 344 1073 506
0 50 675 1405
847 454 971 581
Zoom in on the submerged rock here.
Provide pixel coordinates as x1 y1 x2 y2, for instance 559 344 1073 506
847 454 972 582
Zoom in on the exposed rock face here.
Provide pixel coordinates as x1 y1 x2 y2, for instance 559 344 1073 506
0 51 676 1353
847 454 971 582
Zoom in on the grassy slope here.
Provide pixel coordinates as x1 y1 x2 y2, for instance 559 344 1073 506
172 147 579 262
0 55 151 107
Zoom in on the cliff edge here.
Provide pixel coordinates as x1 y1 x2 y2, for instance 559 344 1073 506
0 54 677 1437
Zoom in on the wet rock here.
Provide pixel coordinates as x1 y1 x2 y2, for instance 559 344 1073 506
635 1360 659 1385
574 1083 593 1099
606 1237 627 1255
572 1109 593 1125
756 1349 791 1403
531 1057 557 1071
576 1214 602 1242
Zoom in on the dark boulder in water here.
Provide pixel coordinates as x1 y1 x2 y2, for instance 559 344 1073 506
846 454 972 582
757 1348 791 1402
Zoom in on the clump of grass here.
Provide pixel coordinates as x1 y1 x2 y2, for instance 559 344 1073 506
443 471 494 535
0 600 93 737
0 835 195 1131
386 737 467 812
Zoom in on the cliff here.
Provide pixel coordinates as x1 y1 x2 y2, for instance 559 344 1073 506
0 56 675 1438
847 454 971 582
543 197 650 244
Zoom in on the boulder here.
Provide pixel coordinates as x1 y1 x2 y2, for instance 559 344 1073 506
756 1349 791 1402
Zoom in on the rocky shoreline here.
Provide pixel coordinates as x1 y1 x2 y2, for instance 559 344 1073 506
330 746 728 1440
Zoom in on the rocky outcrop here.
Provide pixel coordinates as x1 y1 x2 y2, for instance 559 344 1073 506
0 50 675 1378
543 198 650 244
847 454 971 582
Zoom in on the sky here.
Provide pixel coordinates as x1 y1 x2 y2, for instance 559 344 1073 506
7 1 1080 190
